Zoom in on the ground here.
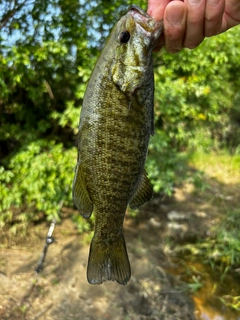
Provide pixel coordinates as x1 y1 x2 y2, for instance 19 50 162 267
0 152 240 320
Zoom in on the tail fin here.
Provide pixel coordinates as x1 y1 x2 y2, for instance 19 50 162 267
87 234 131 285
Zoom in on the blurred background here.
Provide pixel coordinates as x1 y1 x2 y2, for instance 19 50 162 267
0 0 240 319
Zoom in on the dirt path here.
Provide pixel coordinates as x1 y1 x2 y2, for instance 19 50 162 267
0 176 239 319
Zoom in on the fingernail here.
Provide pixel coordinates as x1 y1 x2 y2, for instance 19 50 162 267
166 7 184 26
188 0 201 5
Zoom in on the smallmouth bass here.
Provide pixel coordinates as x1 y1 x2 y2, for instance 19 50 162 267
73 5 163 285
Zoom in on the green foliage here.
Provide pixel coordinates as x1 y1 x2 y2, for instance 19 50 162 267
71 214 93 234
0 0 240 230
0 141 74 226
174 208 240 269
0 0 138 228
146 129 186 194
187 275 203 294
144 27 240 191
153 27 240 153
209 208 240 266
219 295 240 312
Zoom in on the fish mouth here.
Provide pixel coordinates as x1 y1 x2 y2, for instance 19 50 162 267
127 5 164 49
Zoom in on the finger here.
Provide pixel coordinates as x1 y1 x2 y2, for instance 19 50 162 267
204 0 225 36
183 0 206 49
164 1 187 53
222 0 240 31
147 0 171 21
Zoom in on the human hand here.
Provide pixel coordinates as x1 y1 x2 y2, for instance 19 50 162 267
147 0 240 53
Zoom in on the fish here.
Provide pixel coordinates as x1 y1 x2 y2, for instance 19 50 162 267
72 5 163 285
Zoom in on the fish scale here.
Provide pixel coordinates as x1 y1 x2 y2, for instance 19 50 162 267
72 5 163 285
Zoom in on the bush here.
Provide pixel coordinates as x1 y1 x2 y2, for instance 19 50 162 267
0 141 74 226
0 1 240 229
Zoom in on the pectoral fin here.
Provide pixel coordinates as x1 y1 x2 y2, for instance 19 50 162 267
72 163 93 218
129 169 153 209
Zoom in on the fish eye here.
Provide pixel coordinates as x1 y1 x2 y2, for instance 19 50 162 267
119 30 130 44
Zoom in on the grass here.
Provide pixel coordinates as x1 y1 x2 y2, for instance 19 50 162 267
208 208 240 266
169 150 240 313
1 148 239 319
178 209 240 268
189 150 240 184
188 150 240 268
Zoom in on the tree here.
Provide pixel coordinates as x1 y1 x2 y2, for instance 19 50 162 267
0 0 239 228
0 0 146 227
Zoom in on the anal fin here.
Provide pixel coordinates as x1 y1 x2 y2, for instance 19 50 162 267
72 163 93 218
129 169 153 209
